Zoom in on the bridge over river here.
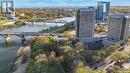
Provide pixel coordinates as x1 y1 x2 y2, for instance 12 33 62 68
19 17 75 25
0 32 62 44
25 19 69 24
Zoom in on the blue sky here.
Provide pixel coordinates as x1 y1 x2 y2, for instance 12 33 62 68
13 0 130 8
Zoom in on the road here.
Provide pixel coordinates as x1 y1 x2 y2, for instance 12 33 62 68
92 42 130 71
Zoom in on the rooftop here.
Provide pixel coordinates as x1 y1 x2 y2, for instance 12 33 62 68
78 7 95 12
85 40 104 50
110 13 130 19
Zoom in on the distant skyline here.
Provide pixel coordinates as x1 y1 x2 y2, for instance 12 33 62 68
8 0 130 8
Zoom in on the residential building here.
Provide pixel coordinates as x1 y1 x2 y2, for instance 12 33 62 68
108 14 130 42
76 7 95 39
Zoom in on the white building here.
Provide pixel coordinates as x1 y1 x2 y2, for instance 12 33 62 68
76 7 96 39
108 14 130 42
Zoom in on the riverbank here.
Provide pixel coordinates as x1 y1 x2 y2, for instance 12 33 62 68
0 19 12 25
0 21 26 30
12 46 31 73
0 22 14 26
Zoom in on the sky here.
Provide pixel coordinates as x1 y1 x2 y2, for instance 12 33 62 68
4 0 130 8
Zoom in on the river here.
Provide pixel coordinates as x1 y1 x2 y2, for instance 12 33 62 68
0 17 75 73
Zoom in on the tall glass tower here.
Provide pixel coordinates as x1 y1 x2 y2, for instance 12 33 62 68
96 1 110 22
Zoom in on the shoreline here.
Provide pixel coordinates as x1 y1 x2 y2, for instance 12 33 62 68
1 22 15 26
11 45 31 73
0 21 25 30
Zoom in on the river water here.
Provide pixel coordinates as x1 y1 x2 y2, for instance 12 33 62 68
0 17 75 73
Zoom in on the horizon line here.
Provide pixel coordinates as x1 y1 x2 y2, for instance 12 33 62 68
14 5 130 8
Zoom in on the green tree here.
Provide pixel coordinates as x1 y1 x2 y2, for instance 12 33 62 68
75 42 85 53
31 36 59 58
75 66 90 73
110 51 129 63
110 67 130 73
0 16 6 20
35 54 48 63
63 31 74 40
60 45 72 56
15 21 25 26
0 25 4 30
109 44 121 52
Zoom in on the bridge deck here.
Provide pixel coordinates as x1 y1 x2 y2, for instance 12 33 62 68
0 32 62 36
23 19 69 23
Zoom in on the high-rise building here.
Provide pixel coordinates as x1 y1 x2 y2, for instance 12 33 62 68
1 0 15 19
105 2 110 16
108 14 130 42
96 1 110 21
96 1 104 21
76 7 95 39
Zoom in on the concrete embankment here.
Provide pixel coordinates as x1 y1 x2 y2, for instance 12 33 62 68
13 46 31 73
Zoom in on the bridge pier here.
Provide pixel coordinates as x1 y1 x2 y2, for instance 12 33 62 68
32 22 35 26
56 22 58 27
19 35 26 44
0 34 13 45
5 35 12 45
44 21 46 26
21 38 26 44
0 34 27 45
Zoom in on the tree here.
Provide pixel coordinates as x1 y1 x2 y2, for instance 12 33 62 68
75 42 85 53
35 54 48 63
109 44 120 52
111 67 130 73
31 36 58 58
61 54 74 73
99 44 121 58
92 70 106 73
19 16 30 19
48 51 56 62
61 45 72 56
110 51 129 63
75 66 90 73
15 21 25 26
63 31 74 40
0 25 4 30
0 16 6 20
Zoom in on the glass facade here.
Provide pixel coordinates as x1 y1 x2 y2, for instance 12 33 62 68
96 1 110 21
97 6 103 21
76 7 95 38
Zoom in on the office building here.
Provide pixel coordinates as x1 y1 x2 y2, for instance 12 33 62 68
108 14 130 42
96 1 110 21
76 7 95 39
